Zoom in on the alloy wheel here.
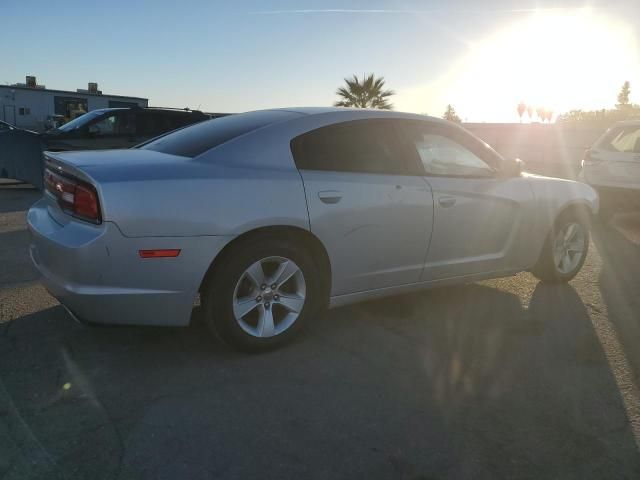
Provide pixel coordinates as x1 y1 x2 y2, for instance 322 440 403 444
553 222 587 275
232 256 306 338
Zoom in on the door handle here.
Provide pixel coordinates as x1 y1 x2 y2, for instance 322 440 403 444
318 190 343 204
438 196 457 208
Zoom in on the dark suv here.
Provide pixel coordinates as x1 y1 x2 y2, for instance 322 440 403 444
42 107 212 151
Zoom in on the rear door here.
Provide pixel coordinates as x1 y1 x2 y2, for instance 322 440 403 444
291 119 434 296
398 121 535 280
592 124 640 189
136 111 169 143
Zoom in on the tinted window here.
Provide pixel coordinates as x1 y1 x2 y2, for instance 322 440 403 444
141 110 298 158
137 113 166 136
290 119 418 175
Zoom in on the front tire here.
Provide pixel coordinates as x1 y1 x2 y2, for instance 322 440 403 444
531 211 590 283
201 235 322 352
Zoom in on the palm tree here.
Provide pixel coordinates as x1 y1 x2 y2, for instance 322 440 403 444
517 102 526 123
334 74 394 109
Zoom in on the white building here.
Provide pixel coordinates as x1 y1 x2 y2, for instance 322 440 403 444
0 75 148 132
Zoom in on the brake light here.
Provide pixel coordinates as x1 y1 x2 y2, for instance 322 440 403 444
44 167 101 223
74 184 100 220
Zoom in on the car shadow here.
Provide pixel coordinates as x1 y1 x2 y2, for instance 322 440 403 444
0 183 40 214
0 229 39 285
311 281 639 477
1 279 639 479
592 216 640 383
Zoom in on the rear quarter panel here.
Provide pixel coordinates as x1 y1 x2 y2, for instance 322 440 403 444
80 143 309 238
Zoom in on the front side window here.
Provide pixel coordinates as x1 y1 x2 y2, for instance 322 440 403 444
413 133 494 177
401 123 498 177
56 110 102 132
602 126 640 153
89 112 135 136
290 119 417 175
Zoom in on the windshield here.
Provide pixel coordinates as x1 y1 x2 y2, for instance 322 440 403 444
56 110 104 132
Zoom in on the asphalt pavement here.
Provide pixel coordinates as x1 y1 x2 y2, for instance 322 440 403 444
1 183 640 479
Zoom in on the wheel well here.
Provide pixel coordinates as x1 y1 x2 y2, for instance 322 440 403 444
200 226 332 301
556 201 594 226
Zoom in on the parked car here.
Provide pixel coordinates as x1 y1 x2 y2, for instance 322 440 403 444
43 114 66 131
42 106 211 151
0 107 218 188
579 120 640 219
28 108 598 351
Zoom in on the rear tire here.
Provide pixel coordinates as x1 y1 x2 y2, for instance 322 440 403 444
531 210 590 283
201 234 323 352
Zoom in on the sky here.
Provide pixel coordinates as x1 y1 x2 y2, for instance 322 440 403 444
2 0 640 122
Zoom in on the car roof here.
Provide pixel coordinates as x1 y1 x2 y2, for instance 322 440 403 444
611 119 640 127
90 107 206 115
264 106 446 124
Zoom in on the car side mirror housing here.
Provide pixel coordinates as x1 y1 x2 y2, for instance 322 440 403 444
502 158 524 177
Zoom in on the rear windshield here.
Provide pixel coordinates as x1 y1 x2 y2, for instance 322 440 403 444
140 110 299 158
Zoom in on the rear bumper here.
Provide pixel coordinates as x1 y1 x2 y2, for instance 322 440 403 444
28 198 232 326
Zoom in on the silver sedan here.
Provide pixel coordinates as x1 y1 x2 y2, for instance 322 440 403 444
28 108 598 351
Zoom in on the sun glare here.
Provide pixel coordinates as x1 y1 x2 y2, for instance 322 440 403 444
398 9 640 122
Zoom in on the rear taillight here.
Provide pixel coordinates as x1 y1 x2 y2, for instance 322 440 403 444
44 167 102 224
582 148 603 167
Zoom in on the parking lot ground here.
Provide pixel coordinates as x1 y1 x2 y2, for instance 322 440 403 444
2 184 640 479
613 213 640 246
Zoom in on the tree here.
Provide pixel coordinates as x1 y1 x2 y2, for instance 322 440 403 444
617 81 631 108
536 106 545 121
557 81 640 125
526 105 534 120
443 104 462 123
517 101 526 122
545 110 554 122
334 74 394 109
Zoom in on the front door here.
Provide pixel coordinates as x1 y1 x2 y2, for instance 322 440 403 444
398 121 535 281
291 119 434 296
3 105 16 125
64 111 137 150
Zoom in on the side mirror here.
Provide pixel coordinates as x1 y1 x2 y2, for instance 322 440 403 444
502 158 524 177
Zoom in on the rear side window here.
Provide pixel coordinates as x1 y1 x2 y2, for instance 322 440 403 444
137 113 164 136
290 119 419 175
141 110 299 158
